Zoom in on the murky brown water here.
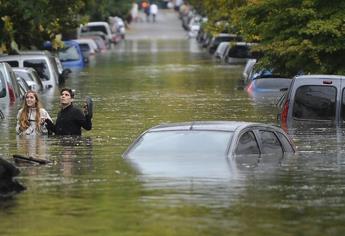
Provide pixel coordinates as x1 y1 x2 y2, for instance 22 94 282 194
1 14 345 236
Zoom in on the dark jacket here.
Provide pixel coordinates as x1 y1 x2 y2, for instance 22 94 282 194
46 104 92 135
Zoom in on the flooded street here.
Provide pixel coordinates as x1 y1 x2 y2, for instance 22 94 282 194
1 10 345 236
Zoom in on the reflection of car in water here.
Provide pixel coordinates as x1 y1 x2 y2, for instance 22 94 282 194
278 75 345 129
123 121 295 178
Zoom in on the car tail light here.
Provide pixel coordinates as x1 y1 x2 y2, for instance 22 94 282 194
246 82 253 92
280 100 289 131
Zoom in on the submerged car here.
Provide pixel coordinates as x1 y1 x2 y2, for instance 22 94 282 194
123 121 295 160
13 67 44 92
278 75 345 129
58 40 87 69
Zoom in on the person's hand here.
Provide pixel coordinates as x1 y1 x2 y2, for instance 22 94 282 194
40 117 46 125
83 102 88 115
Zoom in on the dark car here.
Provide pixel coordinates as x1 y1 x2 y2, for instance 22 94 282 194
278 75 345 129
123 121 295 176
207 34 242 55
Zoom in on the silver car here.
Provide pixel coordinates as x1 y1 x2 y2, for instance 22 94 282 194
124 121 295 160
278 74 345 129
123 121 295 177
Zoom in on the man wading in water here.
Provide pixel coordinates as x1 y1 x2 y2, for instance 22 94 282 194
46 88 92 135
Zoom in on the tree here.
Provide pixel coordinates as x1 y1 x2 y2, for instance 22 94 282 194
232 0 345 75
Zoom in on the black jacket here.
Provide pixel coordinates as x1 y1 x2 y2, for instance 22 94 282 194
46 104 92 135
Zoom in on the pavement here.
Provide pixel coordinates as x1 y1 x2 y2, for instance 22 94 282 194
126 9 187 40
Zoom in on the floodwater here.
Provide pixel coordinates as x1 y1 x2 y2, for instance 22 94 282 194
1 10 345 236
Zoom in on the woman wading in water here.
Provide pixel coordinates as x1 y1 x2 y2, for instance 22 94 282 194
16 90 52 136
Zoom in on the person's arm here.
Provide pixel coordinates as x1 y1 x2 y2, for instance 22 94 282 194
15 110 23 135
75 108 92 131
45 118 55 134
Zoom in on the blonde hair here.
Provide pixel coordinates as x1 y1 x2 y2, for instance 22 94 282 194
19 90 43 131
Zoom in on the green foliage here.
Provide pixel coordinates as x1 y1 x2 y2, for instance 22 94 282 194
0 0 131 53
232 0 345 75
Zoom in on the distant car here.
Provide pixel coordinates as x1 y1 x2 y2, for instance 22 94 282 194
74 38 98 57
242 59 257 82
13 67 44 92
58 40 86 69
224 42 256 65
207 33 242 55
214 41 229 60
123 121 295 161
78 21 116 46
278 75 345 129
246 77 292 93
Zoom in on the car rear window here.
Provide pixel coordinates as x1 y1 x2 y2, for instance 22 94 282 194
4 61 19 67
127 130 233 157
227 45 250 58
292 85 336 120
254 78 291 90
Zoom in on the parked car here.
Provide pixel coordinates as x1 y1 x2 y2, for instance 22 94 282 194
16 76 30 96
0 62 22 103
13 67 44 92
224 42 256 65
0 51 70 87
246 77 292 94
74 38 98 57
207 33 242 55
242 59 257 82
246 77 292 104
278 75 345 129
58 40 86 69
123 121 295 175
214 41 229 60
78 21 116 46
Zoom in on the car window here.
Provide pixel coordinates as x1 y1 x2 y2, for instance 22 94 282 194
23 60 50 81
58 45 81 61
292 85 336 120
276 132 294 152
0 70 6 98
235 131 259 155
227 45 250 58
127 130 233 157
254 78 292 90
259 131 283 154
4 61 19 67
87 25 108 35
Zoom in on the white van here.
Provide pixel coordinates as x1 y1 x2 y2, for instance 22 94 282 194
78 21 117 47
0 51 69 89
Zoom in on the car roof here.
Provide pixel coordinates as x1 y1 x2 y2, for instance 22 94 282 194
86 21 109 26
294 74 345 80
148 121 272 132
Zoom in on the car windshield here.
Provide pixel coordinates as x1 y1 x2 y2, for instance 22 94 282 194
127 130 233 157
255 78 292 89
58 45 80 62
